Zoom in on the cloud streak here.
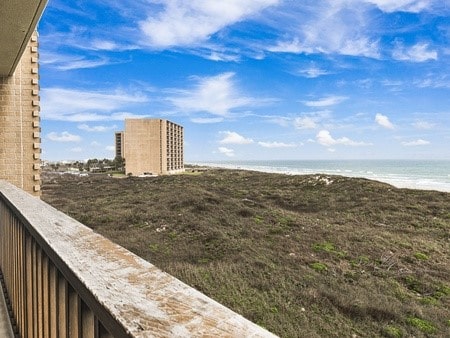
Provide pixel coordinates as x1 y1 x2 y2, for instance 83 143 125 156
402 139 430 146
392 42 438 62
78 124 118 132
167 72 273 117
296 66 331 78
218 146 235 157
41 88 149 122
139 0 279 48
258 141 296 148
219 131 254 144
266 2 381 58
316 130 371 147
303 96 347 107
364 0 433 13
47 131 81 142
40 52 118 71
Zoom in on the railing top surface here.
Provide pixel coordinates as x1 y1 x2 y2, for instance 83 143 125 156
0 180 276 337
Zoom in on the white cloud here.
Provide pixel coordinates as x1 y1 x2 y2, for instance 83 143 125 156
106 146 116 152
263 1 442 61
402 139 430 146
55 58 111 71
412 120 435 130
413 78 434 88
168 72 272 117
218 147 235 157
364 0 432 13
265 116 291 127
294 116 317 129
381 79 404 87
90 39 121 51
139 0 279 48
41 27 139 54
267 38 311 54
91 141 101 147
296 66 330 78
413 76 450 89
258 141 296 148
78 124 117 132
53 112 148 123
40 52 113 71
78 124 117 133
266 2 380 58
110 112 151 120
206 51 241 62
219 131 254 144
70 147 83 153
269 36 379 59
303 96 347 107
47 132 81 142
41 88 149 122
190 117 224 124
339 37 380 58
375 113 395 129
316 130 370 147
294 111 331 129
381 79 404 92
392 42 438 62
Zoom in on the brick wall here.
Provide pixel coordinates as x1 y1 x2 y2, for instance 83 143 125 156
123 119 184 176
0 32 41 196
124 119 164 175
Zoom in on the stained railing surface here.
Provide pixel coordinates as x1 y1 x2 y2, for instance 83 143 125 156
0 180 276 337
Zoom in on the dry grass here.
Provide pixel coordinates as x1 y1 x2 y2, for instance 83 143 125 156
41 169 450 337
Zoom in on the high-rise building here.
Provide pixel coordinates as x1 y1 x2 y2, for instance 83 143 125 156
116 119 184 176
115 131 124 158
0 0 47 196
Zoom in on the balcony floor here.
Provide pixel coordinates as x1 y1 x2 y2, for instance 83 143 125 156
0 288 13 337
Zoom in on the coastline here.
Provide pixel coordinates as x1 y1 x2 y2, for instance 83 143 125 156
192 160 450 193
42 168 450 337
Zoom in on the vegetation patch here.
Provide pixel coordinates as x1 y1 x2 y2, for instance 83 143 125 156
413 252 429 260
310 262 328 273
407 317 437 334
313 241 336 253
41 169 450 337
383 325 403 338
313 241 346 258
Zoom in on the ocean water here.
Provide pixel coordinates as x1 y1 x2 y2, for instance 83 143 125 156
195 160 450 193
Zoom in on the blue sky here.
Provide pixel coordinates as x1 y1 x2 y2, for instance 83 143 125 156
38 0 450 162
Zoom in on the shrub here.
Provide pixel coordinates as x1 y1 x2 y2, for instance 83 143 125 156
313 241 346 258
313 242 335 252
383 325 403 338
310 262 327 272
413 252 429 260
407 317 436 334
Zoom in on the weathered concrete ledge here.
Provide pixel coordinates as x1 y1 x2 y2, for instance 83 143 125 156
0 180 277 337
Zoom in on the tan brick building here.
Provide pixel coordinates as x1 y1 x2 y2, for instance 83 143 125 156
0 1 47 196
117 119 184 176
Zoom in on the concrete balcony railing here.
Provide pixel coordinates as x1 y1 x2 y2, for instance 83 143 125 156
0 180 276 337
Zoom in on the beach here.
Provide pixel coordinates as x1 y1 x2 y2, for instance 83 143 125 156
195 160 450 193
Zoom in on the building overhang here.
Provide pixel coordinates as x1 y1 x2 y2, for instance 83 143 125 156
0 0 48 76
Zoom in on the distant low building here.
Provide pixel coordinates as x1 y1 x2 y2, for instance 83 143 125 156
115 131 124 158
116 119 184 176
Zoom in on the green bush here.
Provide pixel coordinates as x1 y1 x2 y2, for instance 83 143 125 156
310 262 327 272
383 325 403 338
413 252 429 260
407 317 436 334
